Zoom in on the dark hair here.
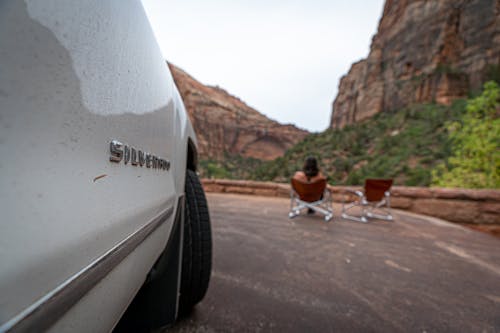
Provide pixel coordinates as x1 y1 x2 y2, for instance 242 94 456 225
303 156 319 180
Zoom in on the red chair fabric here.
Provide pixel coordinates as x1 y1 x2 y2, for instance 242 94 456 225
291 178 327 202
364 179 393 202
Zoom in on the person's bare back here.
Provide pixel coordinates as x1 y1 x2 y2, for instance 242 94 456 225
293 171 325 183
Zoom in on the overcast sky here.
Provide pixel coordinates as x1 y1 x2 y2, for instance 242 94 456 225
140 0 385 132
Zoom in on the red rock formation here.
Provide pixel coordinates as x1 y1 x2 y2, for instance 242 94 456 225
331 0 500 129
169 64 308 160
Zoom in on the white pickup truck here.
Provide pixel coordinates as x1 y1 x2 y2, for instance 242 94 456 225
0 1 212 332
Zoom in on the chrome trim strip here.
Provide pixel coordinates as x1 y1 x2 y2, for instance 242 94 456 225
1 206 175 333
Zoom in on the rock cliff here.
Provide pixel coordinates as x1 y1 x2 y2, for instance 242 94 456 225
331 0 500 129
169 64 308 160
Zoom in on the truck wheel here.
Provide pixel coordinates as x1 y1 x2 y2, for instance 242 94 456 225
179 169 212 316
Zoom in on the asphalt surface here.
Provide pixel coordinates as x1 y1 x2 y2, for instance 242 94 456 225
165 193 500 333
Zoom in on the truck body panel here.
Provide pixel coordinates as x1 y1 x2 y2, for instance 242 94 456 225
0 1 197 331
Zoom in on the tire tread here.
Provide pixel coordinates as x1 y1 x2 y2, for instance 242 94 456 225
179 170 212 316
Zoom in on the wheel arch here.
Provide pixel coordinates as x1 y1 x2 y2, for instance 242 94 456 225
187 138 198 172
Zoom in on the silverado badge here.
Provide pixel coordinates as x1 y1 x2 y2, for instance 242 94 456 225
109 140 170 171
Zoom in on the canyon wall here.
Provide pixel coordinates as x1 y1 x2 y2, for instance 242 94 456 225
169 64 308 160
331 0 500 129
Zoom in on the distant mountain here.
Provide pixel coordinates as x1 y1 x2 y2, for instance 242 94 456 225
331 0 500 129
169 63 308 161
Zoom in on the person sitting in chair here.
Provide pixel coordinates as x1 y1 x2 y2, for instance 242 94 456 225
293 156 325 183
293 156 326 214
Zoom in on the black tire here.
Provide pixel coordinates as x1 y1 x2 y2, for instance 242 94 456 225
179 169 212 316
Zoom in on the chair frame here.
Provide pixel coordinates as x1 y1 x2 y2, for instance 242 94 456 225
341 179 393 223
289 178 333 222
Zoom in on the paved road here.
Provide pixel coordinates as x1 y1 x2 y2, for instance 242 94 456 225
166 193 500 333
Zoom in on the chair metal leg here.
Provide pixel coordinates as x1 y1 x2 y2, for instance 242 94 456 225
366 197 393 221
341 212 368 223
341 201 369 223
289 190 334 222
366 211 393 220
341 188 394 223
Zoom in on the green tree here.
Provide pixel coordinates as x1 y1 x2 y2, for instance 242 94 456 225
432 81 500 188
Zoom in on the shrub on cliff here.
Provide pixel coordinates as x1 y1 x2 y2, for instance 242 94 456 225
432 81 500 189
244 101 466 186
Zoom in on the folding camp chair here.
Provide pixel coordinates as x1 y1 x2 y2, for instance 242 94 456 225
341 179 393 223
289 177 333 222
